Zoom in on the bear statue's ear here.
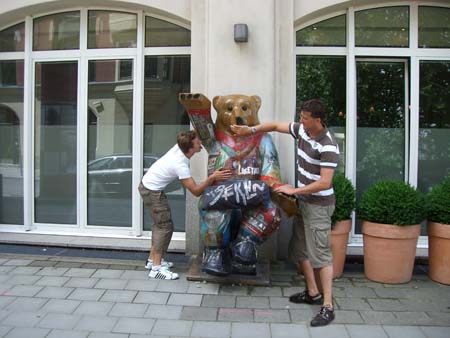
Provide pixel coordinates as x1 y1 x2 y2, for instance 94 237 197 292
251 95 262 111
213 96 222 111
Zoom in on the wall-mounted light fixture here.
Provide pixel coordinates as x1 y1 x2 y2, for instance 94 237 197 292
92 101 104 113
234 24 248 43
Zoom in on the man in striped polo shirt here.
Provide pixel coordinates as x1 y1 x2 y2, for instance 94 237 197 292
230 99 339 326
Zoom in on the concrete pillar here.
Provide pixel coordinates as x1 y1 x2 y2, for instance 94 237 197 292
186 0 296 259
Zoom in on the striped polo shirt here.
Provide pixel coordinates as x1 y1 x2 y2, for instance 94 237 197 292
289 122 339 206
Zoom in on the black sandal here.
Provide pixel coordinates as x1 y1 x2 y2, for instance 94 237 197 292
289 290 323 304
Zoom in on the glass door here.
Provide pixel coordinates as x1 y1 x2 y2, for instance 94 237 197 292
87 59 134 227
355 59 409 232
34 61 78 224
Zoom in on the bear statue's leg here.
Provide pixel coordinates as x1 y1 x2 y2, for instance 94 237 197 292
199 209 234 276
231 202 281 275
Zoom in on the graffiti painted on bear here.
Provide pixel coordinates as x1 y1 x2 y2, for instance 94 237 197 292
201 180 269 210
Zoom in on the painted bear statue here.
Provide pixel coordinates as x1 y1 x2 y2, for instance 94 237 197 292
179 93 296 276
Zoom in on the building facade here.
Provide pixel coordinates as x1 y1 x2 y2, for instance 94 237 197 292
0 0 449 257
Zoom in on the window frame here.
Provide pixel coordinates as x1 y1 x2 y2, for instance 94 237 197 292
295 1 450 249
0 6 191 250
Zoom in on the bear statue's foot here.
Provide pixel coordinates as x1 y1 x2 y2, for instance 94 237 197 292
231 261 257 275
231 237 257 265
202 247 232 277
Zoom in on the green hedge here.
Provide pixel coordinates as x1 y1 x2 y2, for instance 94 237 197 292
426 175 450 224
358 180 426 226
332 173 356 224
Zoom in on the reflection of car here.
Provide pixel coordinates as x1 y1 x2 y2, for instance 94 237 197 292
87 154 157 197
88 154 185 198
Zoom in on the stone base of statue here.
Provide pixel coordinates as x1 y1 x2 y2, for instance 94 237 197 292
186 255 271 286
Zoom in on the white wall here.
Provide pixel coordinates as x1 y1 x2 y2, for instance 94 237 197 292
1 0 385 256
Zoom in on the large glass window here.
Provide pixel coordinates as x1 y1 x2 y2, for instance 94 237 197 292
296 56 346 173
87 59 133 226
88 11 137 48
355 6 409 47
419 7 450 48
143 56 190 232
34 61 78 224
33 12 80 51
296 15 346 47
0 23 25 52
0 8 192 240
145 17 191 47
0 60 24 224
418 61 450 193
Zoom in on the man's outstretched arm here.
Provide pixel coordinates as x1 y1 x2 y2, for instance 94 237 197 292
230 122 290 136
180 169 232 197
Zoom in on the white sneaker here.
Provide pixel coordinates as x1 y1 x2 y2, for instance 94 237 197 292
144 259 174 270
149 266 179 280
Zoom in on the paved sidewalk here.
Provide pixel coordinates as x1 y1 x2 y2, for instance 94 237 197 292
0 251 449 338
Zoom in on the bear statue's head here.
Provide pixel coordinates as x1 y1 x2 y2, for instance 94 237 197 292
213 94 261 134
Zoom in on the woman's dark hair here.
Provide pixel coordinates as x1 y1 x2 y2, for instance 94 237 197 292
177 130 198 154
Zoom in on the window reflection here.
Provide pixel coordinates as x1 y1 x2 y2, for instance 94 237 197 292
355 61 406 232
145 16 191 47
296 15 346 47
87 59 133 227
418 61 450 193
0 23 25 52
419 7 450 48
355 6 409 47
0 60 24 224
88 11 137 48
296 56 346 173
33 12 80 51
34 62 78 224
143 56 190 232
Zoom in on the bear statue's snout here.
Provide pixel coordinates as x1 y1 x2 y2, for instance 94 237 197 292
235 116 245 125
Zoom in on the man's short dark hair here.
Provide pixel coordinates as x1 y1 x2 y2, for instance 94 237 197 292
300 99 326 122
177 130 198 154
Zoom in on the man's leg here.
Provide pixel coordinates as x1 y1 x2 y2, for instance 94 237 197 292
148 191 174 264
311 264 335 327
300 260 321 297
139 183 157 264
150 251 163 266
303 203 335 326
288 207 323 304
139 185 177 279
318 265 333 307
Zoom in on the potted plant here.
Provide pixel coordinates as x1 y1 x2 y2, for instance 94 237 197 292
358 180 426 284
426 174 450 285
331 173 355 278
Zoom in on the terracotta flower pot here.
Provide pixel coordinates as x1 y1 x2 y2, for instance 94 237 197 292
362 221 420 284
331 219 351 278
427 222 450 285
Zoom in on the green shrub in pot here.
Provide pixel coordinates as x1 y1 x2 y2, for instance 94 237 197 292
426 174 450 225
331 173 356 226
358 180 426 226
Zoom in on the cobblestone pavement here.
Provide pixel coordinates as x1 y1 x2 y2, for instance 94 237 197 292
0 251 449 338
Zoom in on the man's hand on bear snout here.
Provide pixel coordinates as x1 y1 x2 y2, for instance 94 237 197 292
231 124 251 136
